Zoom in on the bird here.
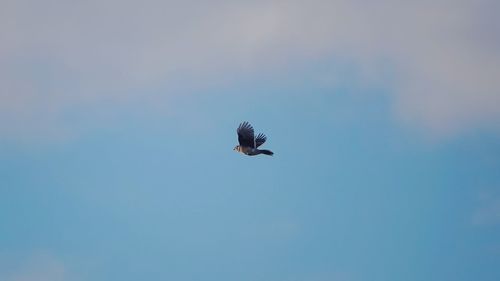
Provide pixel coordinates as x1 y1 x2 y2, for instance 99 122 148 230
234 121 274 156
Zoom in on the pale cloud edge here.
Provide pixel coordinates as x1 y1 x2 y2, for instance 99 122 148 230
472 191 500 226
0 252 69 281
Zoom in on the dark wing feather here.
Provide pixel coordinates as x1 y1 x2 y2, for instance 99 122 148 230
237 122 255 147
255 133 267 148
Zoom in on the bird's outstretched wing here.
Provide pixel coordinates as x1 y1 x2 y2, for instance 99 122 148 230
237 122 255 147
255 133 267 148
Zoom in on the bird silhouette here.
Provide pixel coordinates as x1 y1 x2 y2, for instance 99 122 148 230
234 122 274 156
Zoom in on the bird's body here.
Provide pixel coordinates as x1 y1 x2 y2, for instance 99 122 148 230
234 122 274 156
234 145 268 156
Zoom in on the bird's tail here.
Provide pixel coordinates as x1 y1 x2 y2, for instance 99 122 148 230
259 149 274 156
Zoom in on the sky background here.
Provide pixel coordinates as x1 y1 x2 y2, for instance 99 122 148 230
1 1 500 281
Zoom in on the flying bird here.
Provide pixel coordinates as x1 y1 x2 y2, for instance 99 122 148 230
234 122 274 156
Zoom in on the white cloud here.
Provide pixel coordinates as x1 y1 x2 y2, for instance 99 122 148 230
1 0 499 139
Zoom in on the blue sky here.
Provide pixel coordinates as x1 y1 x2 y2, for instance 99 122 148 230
1 1 500 281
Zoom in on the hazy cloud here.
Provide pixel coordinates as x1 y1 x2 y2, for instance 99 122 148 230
1 0 499 138
0 253 68 281
472 191 500 225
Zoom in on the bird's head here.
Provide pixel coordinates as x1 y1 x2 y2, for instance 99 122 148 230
233 145 239 152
